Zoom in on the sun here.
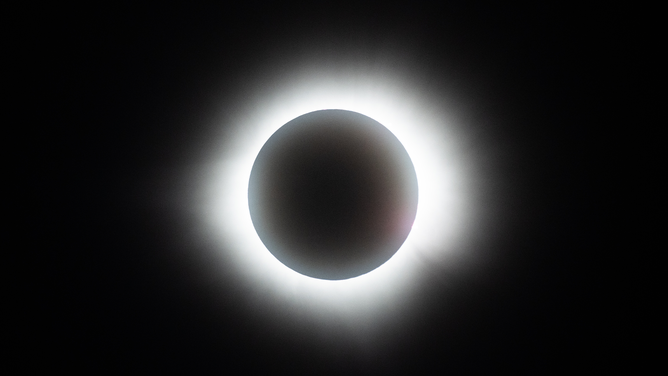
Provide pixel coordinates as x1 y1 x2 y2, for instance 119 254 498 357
198 66 477 330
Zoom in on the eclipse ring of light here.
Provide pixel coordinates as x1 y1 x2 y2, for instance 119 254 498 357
201 66 477 325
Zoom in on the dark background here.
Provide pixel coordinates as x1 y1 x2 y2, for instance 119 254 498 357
40 2 613 373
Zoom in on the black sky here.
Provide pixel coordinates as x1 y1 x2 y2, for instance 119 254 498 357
40 2 610 373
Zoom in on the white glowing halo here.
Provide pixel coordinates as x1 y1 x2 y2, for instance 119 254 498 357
201 69 473 323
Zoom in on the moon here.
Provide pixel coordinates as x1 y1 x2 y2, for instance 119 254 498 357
248 110 418 280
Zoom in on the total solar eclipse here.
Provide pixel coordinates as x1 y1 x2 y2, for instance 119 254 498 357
248 110 418 280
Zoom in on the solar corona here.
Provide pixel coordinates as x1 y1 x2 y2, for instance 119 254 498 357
201 67 475 327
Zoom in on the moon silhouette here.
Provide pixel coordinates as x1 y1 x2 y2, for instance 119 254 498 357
248 109 418 280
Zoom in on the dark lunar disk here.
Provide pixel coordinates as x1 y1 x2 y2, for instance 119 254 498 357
249 110 418 280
